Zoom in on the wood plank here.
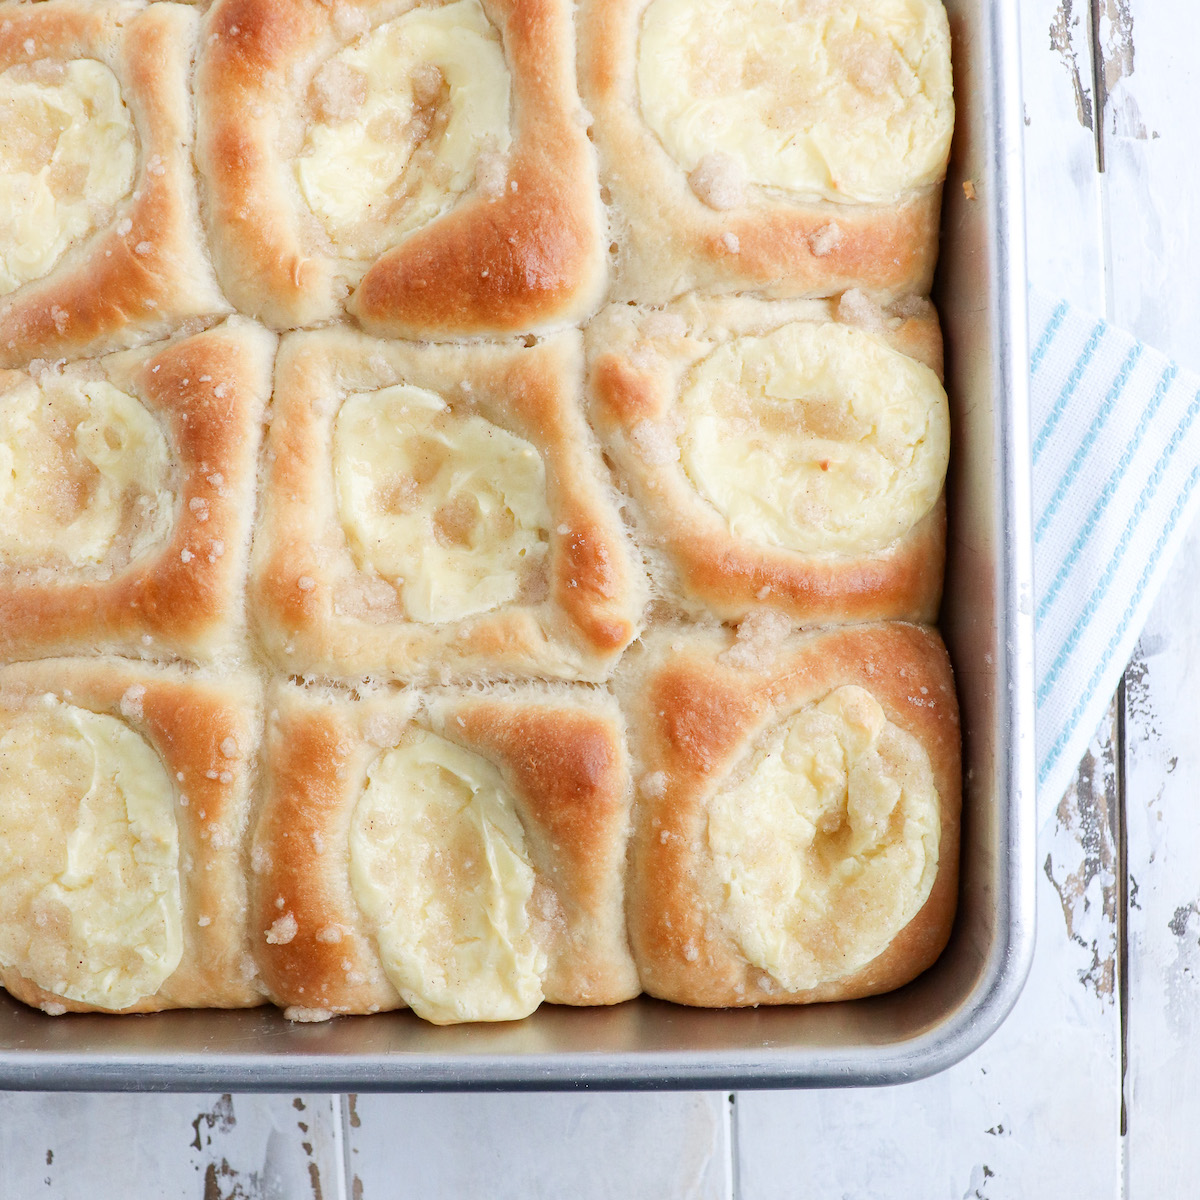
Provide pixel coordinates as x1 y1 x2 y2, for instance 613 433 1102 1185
1099 0 1200 370
1096 1 1200 1194
0 1093 345 1200
1124 557 1200 1196
734 716 1122 1199
1029 0 1109 308
345 1092 730 1200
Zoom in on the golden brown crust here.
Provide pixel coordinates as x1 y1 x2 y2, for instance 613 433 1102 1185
585 296 947 624
250 326 647 683
251 682 638 1016
350 0 606 338
616 623 960 1007
251 686 407 1015
0 657 265 1013
0 318 275 664
424 689 639 1005
196 0 605 335
578 0 942 304
0 1 231 367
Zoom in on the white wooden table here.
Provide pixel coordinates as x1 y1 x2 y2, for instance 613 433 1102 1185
3 2 1197 1194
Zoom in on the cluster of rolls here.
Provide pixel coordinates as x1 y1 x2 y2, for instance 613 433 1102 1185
0 0 960 1024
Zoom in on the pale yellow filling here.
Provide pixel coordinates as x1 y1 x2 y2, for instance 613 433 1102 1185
296 0 513 261
707 686 939 991
349 729 545 1024
0 373 174 569
638 0 953 203
0 59 137 294
332 384 550 623
677 322 948 554
0 697 183 1009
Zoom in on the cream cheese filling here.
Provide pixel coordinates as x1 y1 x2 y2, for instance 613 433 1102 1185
332 383 550 623
296 0 513 261
677 321 948 554
349 729 545 1024
0 59 137 294
0 696 183 1009
638 0 953 204
707 685 940 991
0 372 175 569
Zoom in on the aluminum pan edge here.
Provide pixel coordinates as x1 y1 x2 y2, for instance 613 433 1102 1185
0 0 1035 1091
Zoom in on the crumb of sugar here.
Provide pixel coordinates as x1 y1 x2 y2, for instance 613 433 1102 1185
312 58 367 122
411 62 444 107
220 737 239 759
809 222 843 257
362 711 404 748
642 770 667 798
41 1002 67 1016
837 288 886 330
720 231 740 253
474 147 508 199
26 358 63 384
315 925 345 944
688 152 745 210
720 608 793 671
285 1006 333 1023
266 913 298 945
332 1 371 37
119 684 146 721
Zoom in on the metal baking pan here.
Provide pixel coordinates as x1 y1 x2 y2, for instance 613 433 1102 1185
0 0 1034 1091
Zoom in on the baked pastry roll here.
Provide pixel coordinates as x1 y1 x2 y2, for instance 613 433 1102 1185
250 681 639 1023
0 658 264 1014
252 327 646 683
0 0 230 367
587 295 948 625
196 0 605 337
0 318 275 665
617 623 959 1007
579 0 953 303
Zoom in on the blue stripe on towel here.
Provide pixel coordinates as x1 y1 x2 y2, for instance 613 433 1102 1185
1040 467 1200 784
1034 343 1143 543
1036 387 1200 707
1036 363 1178 625
1030 300 1069 377
1032 321 1107 464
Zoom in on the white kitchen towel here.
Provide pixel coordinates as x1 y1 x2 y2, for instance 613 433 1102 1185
1031 288 1200 808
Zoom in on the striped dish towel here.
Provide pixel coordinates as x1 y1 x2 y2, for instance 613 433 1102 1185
1031 288 1200 808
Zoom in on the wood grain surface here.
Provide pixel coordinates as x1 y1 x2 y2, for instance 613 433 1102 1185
0 0 1194 1195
